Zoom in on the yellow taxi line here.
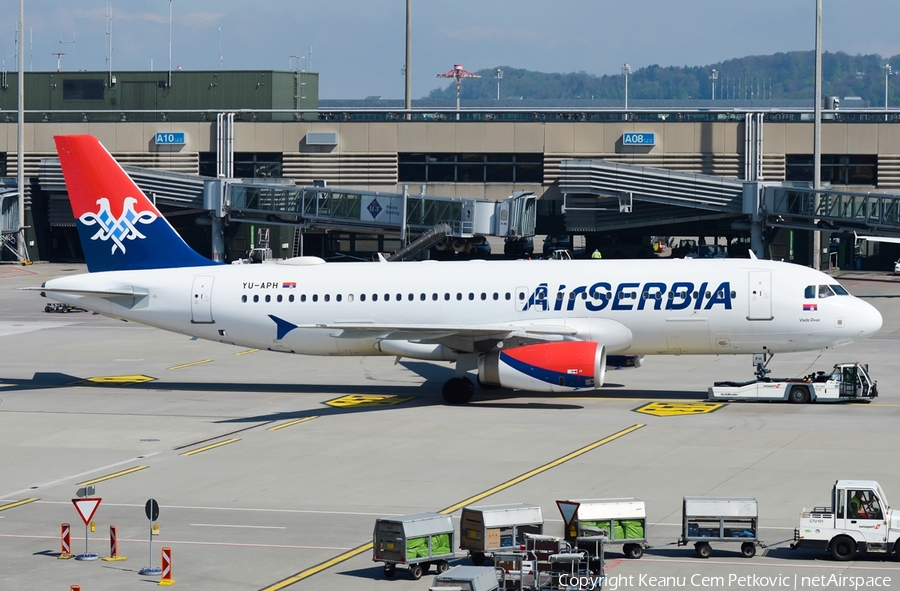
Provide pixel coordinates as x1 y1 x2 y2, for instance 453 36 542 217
0 498 39 512
78 465 148 486
268 417 319 431
259 423 645 590
168 359 213 370
180 438 240 456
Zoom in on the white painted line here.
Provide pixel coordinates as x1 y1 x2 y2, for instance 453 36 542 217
0 533 348 551
191 523 286 530
0 452 161 499
34 500 402 517
629 557 900 573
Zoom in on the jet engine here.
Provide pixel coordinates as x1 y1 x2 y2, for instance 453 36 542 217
478 341 606 392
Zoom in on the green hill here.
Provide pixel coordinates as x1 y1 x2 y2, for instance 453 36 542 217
426 51 899 105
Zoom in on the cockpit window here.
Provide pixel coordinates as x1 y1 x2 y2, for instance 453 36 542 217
818 284 835 298
830 284 849 296
804 285 816 299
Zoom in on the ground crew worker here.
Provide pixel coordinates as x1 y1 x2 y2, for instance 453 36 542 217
591 249 602 259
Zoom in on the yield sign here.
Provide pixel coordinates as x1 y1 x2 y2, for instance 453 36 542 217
72 497 102 525
556 500 581 526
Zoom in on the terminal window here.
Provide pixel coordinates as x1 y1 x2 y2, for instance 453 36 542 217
63 79 105 101
785 154 877 186
399 153 543 184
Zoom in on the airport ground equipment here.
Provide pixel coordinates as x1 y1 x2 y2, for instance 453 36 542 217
493 534 601 591
429 565 501 591
560 498 648 560
791 480 900 561
677 497 763 558
461 504 544 566
373 512 455 580
709 362 877 403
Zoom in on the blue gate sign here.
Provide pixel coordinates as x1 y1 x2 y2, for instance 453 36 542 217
155 132 185 145
622 132 655 146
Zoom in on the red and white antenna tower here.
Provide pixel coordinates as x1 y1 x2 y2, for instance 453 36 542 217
437 64 480 119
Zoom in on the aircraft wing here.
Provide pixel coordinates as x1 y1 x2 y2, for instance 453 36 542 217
302 321 579 352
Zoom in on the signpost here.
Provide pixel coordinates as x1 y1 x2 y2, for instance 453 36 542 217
139 499 162 576
71 497 102 560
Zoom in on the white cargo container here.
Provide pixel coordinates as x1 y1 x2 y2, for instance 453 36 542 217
373 512 455 580
460 503 543 565
677 496 763 558
429 565 500 591
560 498 648 560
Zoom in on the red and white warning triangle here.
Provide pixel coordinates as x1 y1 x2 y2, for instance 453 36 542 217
72 497 102 525
556 500 581 526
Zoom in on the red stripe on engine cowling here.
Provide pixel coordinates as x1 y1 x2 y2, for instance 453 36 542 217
502 341 598 375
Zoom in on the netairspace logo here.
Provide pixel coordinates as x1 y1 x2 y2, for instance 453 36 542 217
563 573 892 590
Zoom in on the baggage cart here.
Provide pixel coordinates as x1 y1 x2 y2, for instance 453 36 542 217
559 498 648 561
373 512 455 580
677 496 764 558
429 565 501 591
460 503 543 565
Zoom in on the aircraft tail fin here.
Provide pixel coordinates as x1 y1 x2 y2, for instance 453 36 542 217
54 134 217 272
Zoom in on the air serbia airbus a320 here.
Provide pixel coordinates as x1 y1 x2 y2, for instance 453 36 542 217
37 135 883 403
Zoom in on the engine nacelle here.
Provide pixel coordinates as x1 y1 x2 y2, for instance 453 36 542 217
606 355 645 369
479 341 606 393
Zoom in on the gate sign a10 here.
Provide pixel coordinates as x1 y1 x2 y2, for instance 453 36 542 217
622 132 655 146
155 132 185 145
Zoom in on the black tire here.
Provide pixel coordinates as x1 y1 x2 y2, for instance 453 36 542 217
436 560 450 573
789 386 811 404
625 543 644 559
895 542 900 561
695 542 712 559
471 551 486 566
442 377 475 404
383 563 395 578
741 542 756 558
409 563 423 580
830 536 856 561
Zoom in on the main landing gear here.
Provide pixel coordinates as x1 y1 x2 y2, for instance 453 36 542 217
442 377 474 404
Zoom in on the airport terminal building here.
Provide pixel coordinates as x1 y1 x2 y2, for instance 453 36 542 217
2 70 900 268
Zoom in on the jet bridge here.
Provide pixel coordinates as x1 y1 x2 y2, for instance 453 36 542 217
558 159 900 256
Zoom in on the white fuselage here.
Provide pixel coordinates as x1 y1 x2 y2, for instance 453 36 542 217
43 257 881 359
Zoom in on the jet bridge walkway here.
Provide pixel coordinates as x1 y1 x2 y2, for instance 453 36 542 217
558 158 900 239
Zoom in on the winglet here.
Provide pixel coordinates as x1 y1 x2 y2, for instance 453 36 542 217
54 135 217 273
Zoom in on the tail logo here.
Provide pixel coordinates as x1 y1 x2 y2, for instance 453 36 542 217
79 197 158 254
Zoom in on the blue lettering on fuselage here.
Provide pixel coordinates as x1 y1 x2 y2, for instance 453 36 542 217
521 280 733 312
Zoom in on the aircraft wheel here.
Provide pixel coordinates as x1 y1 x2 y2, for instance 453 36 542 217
383 563 395 578
695 542 712 559
789 386 811 404
830 536 856 561
470 551 486 566
442 377 474 404
409 563 423 580
741 542 756 558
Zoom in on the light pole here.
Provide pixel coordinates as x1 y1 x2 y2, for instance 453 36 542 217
885 63 892 113
710 69 718 100
622 63 632 111
496 68 503 101
436 64 479 120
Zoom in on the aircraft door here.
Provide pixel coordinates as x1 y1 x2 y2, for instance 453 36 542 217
191 276 215 324
747 271 772 320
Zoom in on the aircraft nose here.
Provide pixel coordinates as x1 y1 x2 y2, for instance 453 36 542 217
858 301 883 339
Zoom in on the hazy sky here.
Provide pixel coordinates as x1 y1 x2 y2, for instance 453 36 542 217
1 1 898 99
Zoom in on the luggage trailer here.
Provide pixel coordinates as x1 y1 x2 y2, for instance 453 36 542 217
460 504 544 566
677 497 765 558
373 512 456 580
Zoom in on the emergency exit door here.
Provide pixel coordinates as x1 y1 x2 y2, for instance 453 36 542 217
747 271 772 321
191 276 215 324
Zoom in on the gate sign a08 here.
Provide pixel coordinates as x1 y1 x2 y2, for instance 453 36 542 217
622 132 655 146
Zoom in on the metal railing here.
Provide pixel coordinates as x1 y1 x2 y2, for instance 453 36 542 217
764 186 900 232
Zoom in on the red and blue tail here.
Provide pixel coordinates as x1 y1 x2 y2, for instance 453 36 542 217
54 135 217 273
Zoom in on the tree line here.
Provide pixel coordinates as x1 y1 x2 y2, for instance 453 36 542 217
426 51 899 105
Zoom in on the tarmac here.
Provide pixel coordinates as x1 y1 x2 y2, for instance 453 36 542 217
1 262 899 591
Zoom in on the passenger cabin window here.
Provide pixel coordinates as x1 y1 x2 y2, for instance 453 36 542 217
818 285 835 298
